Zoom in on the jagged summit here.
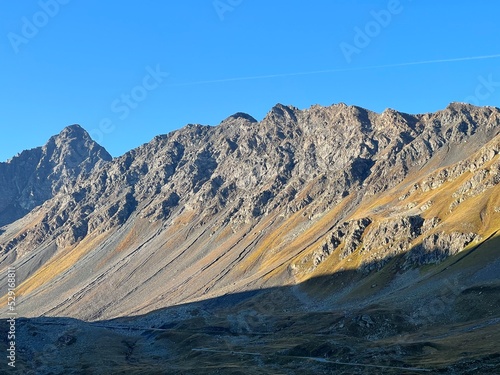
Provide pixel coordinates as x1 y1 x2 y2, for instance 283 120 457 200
57 123 87 136
446 101 479 110
262 103 299 124
0 124 111 227
52 124 93 144
49 124 112 161
269 102 299 114
223 112 257 123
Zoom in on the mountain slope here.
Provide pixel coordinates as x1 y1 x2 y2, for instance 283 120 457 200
0 103 499 322
8 234 500 374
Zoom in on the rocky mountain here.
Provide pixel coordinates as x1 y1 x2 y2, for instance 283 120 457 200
0 125 111 228
1 103 500 374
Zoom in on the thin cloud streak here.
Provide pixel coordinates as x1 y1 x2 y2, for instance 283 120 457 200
166 54 500 87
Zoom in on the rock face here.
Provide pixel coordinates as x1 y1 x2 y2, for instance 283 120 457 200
0 103 499 321
0 125 111 228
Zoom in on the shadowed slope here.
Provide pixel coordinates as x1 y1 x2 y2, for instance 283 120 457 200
4 234 500 374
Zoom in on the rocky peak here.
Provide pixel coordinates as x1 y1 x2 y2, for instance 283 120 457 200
263 103 299 124
55 124 89 140
222 112 257 124
0 125 111 227
42 124 112 170
445 102 477 112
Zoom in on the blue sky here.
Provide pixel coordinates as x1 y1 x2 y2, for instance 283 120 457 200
1 0 499 161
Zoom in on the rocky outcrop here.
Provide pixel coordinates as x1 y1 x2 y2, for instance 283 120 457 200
314 214 448 272
319 218 373 263
359 216 424 270
405 231 480 267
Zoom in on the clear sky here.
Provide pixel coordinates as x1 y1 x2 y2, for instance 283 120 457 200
1 0 499 161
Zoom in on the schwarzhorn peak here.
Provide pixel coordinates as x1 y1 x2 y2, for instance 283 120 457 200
0 125 111 227
51 124 92 144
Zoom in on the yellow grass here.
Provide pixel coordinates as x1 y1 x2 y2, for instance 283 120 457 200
4 231 108 300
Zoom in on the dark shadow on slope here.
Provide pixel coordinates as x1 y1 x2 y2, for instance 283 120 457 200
3 235 500 374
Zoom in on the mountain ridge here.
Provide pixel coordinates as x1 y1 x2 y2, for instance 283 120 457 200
1 102 500 374
0 102 499 321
